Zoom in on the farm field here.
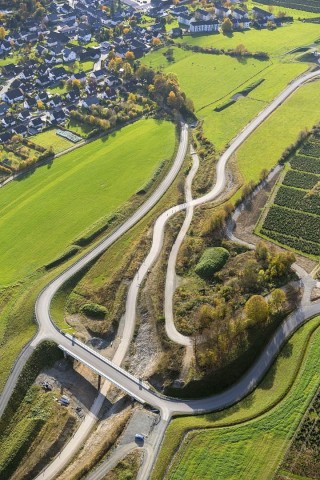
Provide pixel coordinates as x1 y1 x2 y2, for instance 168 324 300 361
0 119 176 285
275 388 320 479
177 22 320 56
257 131 320 258
234 80 320 190
144 19 320 151
249 0 320 15
152 316 320 480
143 48 271 111
32 129 74 154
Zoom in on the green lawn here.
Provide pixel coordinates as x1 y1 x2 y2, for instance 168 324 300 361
153 316 320 480
234 79 320 194
0 119 176 286
0 53 20 67
144 48 270 112
247 0 320 19
32 129 74 154
67 119 95 138
144 46 309 150
178 22 320 57
47 83 68 96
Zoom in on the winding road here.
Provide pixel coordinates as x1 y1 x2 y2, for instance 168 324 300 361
1 68 320 479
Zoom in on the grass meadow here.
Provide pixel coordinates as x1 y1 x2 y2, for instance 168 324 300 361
0 119 176 286
144 20 319 152
153 316 320 480
32 129 75 154
234 79 320 195
178 22 320 56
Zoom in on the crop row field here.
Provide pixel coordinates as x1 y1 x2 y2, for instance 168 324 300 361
258 133 320 258
0 119 176 286
290 154 320 174
233 80 320 194
282 169 320 189
275 387 320 480
274 185 320 215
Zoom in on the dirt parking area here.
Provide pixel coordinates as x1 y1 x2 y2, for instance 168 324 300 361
36 358 108 417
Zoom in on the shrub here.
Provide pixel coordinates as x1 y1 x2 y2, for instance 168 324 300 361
80 303 107 319
195 247 229 279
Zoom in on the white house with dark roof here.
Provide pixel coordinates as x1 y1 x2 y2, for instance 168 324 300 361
190 19 219 33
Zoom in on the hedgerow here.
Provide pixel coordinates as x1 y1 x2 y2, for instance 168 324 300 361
80 303 107 319
195 247 229 280
254 0 320 13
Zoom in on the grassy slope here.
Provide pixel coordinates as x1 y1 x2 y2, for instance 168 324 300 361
234 80 320 194
179 22 320 55
152 316 320 480
0 119 175 285
247 0 320 18
32 129 74 154
144 22 319 151
144 48 269 111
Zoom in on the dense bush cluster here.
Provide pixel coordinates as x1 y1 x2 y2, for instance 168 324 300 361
195 247 230 279
80 303 108 319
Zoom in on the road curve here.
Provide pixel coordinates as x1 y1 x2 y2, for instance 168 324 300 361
35 68 320 420
164 147 199 346
1 69 320 479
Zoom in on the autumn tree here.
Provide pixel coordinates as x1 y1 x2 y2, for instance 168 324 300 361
125 51 135 62
152 37 161 47
245 295 269 324
0 26 6 40
255 241 269 268
268 289 286 316
267 251 295 280
241 260 260 293
221 17 233 34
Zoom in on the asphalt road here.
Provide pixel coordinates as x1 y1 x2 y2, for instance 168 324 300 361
35 69 320 422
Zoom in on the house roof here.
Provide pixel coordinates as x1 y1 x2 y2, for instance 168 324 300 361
5 88 24 100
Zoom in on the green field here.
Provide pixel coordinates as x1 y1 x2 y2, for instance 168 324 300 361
248 0 320 16
234 80 320 191
256 132 320 258
153 316 320 480
177 22 320 56
144 48 271 112
0 119 176 285
144 20 320 151
32 129 74 154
